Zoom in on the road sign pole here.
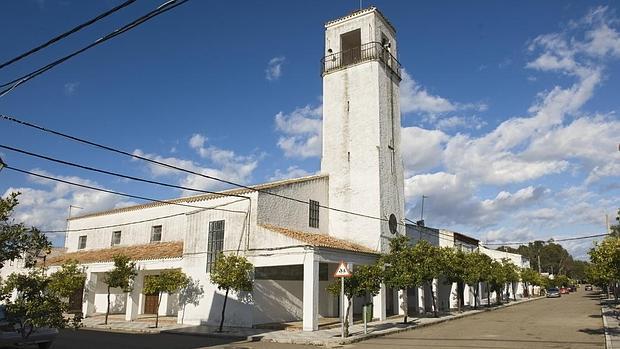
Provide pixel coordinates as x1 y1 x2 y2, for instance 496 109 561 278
341 276 345 338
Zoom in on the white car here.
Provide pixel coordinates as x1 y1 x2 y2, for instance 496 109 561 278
0 306 58 349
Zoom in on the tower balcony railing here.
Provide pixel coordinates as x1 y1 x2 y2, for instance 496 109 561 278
321 41 402 78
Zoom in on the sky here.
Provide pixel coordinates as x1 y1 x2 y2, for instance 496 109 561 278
0 1 618 260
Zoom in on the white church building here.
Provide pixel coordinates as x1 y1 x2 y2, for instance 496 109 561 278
45 7 407 331
24 7 530 332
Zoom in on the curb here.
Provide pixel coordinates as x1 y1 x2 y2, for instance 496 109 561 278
602 307 613 349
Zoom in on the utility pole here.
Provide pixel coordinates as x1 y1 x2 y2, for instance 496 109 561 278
420 195 428 221
537 254 541 274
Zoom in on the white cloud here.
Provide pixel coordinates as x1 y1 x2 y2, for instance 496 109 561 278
401 127 447 175
481 227 535 244
265 56 286 81
63 82 79 96
274 104 322 158
400 70 456 114
269 166 312 181
134 136 259 195
3 169 131 245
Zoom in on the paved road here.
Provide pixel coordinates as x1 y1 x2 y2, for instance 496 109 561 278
47 290 603 349
346 289 604 349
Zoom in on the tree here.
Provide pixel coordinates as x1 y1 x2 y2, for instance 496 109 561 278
0 192 51 269
48 259 86 299
143 269 189 328
463 252 492 308
327 262 382 337
411 240 442 317
381 235 419 323
610 209 620 237
210 253 253 332
441 248 468 312
103 254 136 325
503 260 520 301
488 260 507 305
520 268 539 298
589 236 620 300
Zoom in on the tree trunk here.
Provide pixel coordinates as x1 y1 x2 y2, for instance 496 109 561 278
344 297 352 337
486 282 490 307
473 283 478 309
155 292 162 328
457 282 464 313
218 288 229 332
513 283 517 301
105 285 111 325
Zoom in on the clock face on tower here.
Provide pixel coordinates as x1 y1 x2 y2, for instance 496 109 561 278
389 214 398 234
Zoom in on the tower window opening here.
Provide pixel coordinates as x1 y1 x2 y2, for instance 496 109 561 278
341 29 361 66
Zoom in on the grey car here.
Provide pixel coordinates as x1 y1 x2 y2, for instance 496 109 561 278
0 306 58 349
546 287 561 298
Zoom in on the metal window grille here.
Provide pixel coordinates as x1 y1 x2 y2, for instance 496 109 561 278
111 231 121 246
207 220 225 273
309 200 320 228
78 235 87 249
150 225 162 242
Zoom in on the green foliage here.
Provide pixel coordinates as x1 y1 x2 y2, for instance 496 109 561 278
210 254 253 293
552 274 570 288
588 236 620 294
610 209 620 237
1 269 81 338
210 253 253 332
103 254 137 324
143 269 189 328
48 260 86 298
327 262 383 337
488 260 507 304
381 236 418 292
0 192 51 268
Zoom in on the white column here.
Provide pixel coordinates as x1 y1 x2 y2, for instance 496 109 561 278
302 253 319 331
125 272 143 321
397 289 407 316
82 272 98 317
417 285 425 314
372 284 386 321
432 278 439 313
158 292 169 316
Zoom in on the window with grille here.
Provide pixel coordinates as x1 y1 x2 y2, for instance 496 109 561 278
111 231 121 246
78 235 87 249
309 200 320 228
150 225 162 243
207 220 225 273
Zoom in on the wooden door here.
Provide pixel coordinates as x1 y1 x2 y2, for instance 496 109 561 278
144 294 159 314
68 285 84 313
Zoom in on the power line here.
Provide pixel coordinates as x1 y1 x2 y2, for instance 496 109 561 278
1 114 396 226
3 166 247 215
0 144 248 200
482 233 611 246
0 0 189 98
0 0 136 70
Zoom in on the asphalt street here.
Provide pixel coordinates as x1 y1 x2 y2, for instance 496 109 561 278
41 289 604 349
346 289 604 349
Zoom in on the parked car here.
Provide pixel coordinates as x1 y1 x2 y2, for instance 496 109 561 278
569 285 577 292
585 285 593 291
547 288 561 298
560 287 570 294
0 306 58 349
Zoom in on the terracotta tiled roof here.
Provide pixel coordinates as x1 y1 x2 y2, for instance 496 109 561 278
46 241 183 265
69 174 328 221
260 224 377 254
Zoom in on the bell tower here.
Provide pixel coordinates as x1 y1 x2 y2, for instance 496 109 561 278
321 7 405 253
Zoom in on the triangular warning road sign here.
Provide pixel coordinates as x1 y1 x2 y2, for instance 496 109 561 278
334 261 352 278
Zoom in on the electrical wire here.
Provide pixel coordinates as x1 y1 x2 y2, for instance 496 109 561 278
0 0 136 70
3 166 247 215
0 0 189 97
482 233 611 246
1 114 397 226
0 144 248 200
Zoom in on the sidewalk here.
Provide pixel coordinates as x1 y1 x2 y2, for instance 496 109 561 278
166 296 544 346
81 314 191 334
601 301 620 349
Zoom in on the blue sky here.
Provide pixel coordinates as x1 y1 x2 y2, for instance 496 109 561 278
1 1 618 260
